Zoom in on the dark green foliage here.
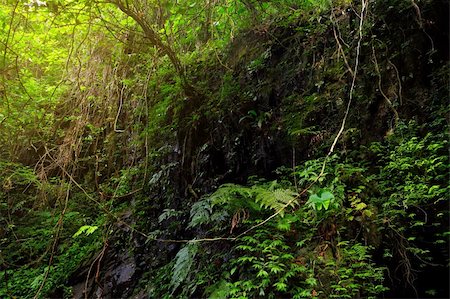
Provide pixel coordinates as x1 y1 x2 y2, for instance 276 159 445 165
0 209 103 298
368 118 449 294
0 162 104 298
174 121 447 298
171 243 199 294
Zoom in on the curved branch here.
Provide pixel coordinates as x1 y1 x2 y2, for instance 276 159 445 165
111 0 184 78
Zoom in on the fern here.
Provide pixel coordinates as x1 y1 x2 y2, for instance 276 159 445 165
188 199 212 228
210 184 252 205
210 184 259 211
72 225 98 238
252 186 298 216
171 243 198 293
158 209 183 223
209 181 298 216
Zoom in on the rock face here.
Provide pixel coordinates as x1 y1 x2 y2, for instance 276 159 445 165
101 252 136 298
66 1 449 298
71 250 136 299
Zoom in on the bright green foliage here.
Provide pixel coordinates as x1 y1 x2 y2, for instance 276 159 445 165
324 243 387 298
208 226 386 299
72 225 99 238
179 159 388 298
367 119 449 287
186 182 291 230
307 189 335 211
0 1 80 155
0 210 102 298
210 181 298 216
0 161 39 188
227 228 310 298
0 161 103 298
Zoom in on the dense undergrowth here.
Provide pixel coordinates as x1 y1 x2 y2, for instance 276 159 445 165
0 0 448 298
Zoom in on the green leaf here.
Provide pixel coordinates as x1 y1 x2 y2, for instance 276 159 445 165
306 277 318 287
171 243 198 292
274 281 287 291
307 189 334 211
188 199 212 228
72 225 98 238
276 216 292 231
257 269 269 278
355 202 367 211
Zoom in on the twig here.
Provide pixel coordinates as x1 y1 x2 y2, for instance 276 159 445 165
328 0 367 156
292 146 298 190
84 237 108 299
388 60 403 105
114 84 126 133
330 12 354 78
51 154 150 238
372 45 399 129
101 188 143 199
410 0 435 54
213 46 232 71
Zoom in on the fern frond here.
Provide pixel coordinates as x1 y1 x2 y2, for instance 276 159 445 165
210 184 251 205
253 187 298 216
171 243 198 293
210 184 258 211
188 199 212 228
208 181 297 217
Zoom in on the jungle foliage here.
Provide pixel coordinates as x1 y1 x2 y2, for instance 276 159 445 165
0 0 448 298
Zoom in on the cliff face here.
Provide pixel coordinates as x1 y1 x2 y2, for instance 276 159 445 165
1 1 448 298
75 2 448 298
